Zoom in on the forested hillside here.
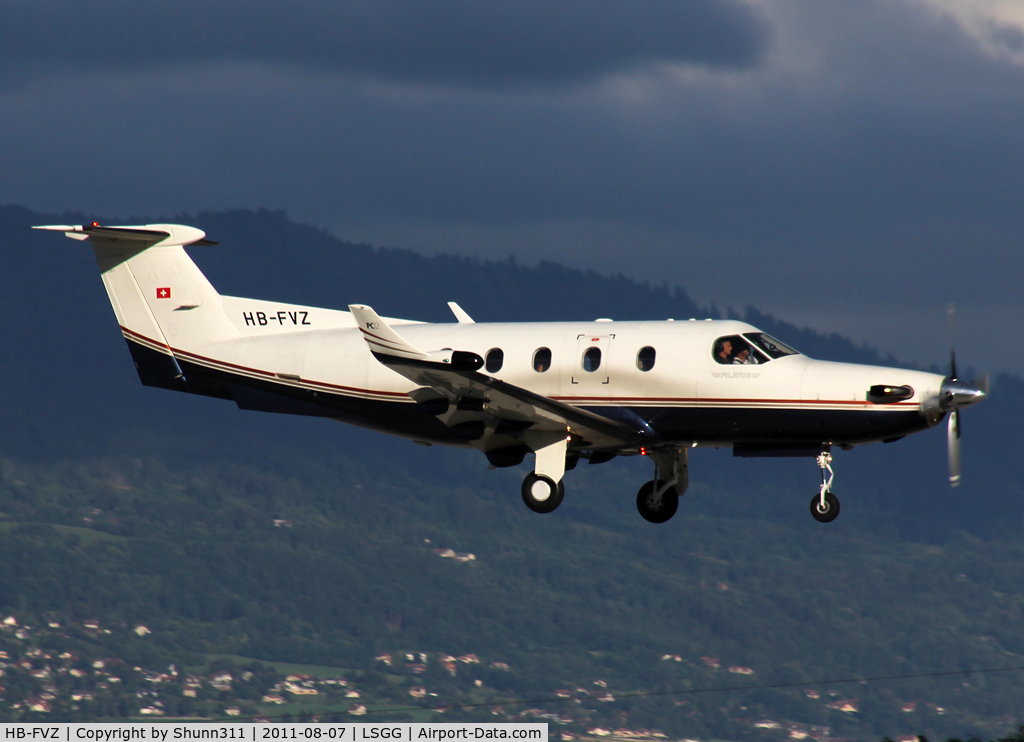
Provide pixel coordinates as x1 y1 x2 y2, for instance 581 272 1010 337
0 440 1023 737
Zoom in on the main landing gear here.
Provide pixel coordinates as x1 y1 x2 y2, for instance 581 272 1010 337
809 451 840 523
636 450 689 524
637 480 679 524
522 473 565 514
520 433 569 514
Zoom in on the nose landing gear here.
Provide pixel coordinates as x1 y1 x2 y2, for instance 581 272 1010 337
809 450 840 522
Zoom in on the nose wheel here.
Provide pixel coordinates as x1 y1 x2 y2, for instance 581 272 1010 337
810 490 840 522
809 451 840 523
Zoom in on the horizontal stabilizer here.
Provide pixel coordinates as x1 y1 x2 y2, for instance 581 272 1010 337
32 223 217 247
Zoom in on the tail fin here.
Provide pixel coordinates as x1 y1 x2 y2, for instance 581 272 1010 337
35 223 238 392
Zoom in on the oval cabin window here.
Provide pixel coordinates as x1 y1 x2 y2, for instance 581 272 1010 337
485 348 504 373
533 347 552 373
582 347 602 372
637 346 656 371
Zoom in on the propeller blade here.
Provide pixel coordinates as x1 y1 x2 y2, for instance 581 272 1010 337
973 372 990 396
948 409 961 487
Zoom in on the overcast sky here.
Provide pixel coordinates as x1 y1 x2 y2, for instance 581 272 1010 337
3 0 1022 373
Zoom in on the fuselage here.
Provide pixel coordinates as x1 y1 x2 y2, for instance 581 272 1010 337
147 296 947 455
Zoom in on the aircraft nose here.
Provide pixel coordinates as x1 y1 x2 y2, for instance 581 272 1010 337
939 378 986 411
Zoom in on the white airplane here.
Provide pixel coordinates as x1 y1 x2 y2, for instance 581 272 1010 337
37 222 988 524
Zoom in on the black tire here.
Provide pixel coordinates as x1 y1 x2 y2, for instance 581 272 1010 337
522 473 565 513
636 480 679 524
809 491 840 522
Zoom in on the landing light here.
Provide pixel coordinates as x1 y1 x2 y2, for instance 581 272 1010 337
868 385 914 403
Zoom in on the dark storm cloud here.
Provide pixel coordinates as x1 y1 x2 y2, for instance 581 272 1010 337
2 0 1022 371
1 0 768 89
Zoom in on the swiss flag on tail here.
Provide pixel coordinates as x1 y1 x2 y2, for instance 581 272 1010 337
156 287 171 299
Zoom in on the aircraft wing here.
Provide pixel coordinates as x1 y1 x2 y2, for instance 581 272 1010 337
349 305 641 450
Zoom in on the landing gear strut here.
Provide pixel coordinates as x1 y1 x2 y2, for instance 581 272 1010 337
636 450 688 523
809 451 840 523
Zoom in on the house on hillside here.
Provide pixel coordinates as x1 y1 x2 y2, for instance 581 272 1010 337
826 698 859 713
26 698 50 713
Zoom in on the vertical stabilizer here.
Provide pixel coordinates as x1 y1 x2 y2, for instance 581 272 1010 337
35 223 239 392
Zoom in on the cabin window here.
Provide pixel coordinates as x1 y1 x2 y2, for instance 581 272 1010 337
637 346 656 371
485 348 504 373
533 347 552 373
713 335 769 365
582 347 602 372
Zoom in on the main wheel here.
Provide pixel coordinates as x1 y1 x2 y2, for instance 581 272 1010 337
809 491 840 522
636 480 679 524
522 473 565 513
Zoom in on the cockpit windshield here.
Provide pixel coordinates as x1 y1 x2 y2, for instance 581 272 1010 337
712 333 800 365
744 332 799 359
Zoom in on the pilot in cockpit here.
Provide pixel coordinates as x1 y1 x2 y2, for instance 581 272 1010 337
733 346 757 365
715 335 760 365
